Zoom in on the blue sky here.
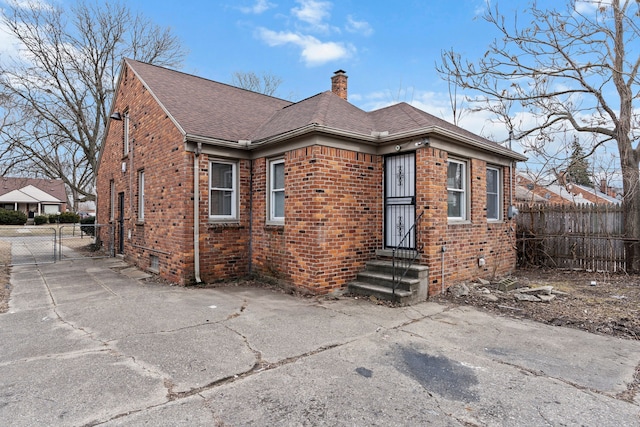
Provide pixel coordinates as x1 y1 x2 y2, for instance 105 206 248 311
0 0 623 180
0 0 568 146
134 0 513 136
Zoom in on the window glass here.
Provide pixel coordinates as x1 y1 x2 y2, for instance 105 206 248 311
138 170 145 220
123 112 129 156
487 167 500 220
447 160 466 219
210 161 236 218
270 160 285 221
447 161 464 189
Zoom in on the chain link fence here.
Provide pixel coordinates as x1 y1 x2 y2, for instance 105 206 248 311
0 224 114 267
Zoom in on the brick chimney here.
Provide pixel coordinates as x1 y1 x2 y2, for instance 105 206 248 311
331 69 348 100
600 179 607 195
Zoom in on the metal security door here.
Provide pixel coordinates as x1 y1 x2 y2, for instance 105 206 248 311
385 153 416 249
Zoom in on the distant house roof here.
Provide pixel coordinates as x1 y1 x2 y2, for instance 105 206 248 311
515 185 548 204
516 172 620 205
566 183 621 205
123 59 526 161
0 178 67 204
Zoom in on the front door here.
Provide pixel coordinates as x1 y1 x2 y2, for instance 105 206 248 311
385 153 416 249
118 192 125 254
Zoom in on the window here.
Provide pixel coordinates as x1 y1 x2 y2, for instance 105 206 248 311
269 159 285 222
447 159 467 220
123 112 130 156
149 255 159 273
43 205 59 215
209 161 237 219
486 166 501 221
110 180 115 221
138 170 145 221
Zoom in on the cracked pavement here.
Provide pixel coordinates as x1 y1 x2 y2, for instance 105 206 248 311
1 257 639 426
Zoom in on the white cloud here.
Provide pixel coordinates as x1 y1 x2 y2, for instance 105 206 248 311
291 0 331 26
0 21 19 57
239 0 276 14
574 0 612 15
4 0 55 12
345 15 372 36
257 27 353 66
474 0 489 17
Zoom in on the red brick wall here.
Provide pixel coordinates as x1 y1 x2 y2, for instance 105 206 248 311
251 157 289 281
197 156 251 282
416 147 516 295
96 63 194 284
252 146 383 294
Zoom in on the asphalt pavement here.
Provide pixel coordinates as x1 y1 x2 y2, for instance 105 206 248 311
1 256 639 426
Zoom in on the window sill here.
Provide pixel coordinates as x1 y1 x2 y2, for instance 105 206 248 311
264 223 284 231
265 220 284 227
136 221 144 226
206 220 242 230
447 219 472 226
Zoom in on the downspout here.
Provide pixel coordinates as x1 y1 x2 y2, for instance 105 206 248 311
441 245 446 294
248 159 253 274
193 142 202 283
509 130 514 208
507 130 517 220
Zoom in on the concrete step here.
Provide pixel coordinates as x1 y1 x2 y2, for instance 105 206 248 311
356 270 420 292
348 281 414 305
365 259 429 279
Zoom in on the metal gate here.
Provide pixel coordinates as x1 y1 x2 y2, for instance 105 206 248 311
0 224 114 267
384 152 416 249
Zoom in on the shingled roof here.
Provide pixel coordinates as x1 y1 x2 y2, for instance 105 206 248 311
0 177 67 203
126 59 292 142
124 59 525 160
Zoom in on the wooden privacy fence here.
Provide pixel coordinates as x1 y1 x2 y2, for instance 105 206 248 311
516 203 626 272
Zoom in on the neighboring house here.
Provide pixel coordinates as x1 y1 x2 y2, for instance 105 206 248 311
516 173 620 205
96 59 526 299
0 177 68 218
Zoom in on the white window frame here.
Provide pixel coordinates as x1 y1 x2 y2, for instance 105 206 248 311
123 112 130 157
447 158 468 221
268 159 285 223
138 170 145 221
209 160 237 220
110 180 115 221
486 166 501 221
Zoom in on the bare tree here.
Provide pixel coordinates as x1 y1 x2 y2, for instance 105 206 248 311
0 0 187 209
231 71 283 97
437 0 640 271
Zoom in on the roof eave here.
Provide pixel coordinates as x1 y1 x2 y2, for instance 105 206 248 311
251 124 379 147
423 127 527 162
186 123 528 162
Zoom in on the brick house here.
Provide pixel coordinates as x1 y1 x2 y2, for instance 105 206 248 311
96 59 526 301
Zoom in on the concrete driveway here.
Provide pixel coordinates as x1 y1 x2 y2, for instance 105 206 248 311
1 257 639 426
